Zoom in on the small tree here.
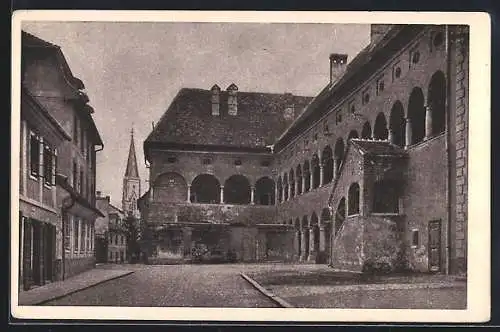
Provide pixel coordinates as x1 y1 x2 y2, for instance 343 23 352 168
123 212 141 263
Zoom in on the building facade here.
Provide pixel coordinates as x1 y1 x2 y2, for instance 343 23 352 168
95 193 128 263
20 31 104 288
139 24 469 274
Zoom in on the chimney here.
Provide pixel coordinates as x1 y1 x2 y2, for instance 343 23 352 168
227 83 238 116
370 24 393 44
329 53 348 85
211 84 221 116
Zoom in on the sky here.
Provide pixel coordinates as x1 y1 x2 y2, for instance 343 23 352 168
22 21 370 207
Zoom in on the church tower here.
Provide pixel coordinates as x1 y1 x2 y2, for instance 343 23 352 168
122 127 141 218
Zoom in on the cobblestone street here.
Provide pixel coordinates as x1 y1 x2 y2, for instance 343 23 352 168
44 264 279 307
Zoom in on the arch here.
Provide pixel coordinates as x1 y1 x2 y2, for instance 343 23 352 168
289 169 295 198
348 183 360 215
321 207 331 224
311 154 320 189
334 138 345 173
301 215 310 258
348 130 359 141
389 101 406 147
296 164 303 195
428 70 446 136
255 176 275 205
408 87 425 144
283 173 289 201
321 146 333 185
277 176 283 203
224 174 251 204
303 160 311 192
361 121 372 139
153 172 188 202
310 212 320 255
374 112 388 140
335 197 346 235
191 174 220 203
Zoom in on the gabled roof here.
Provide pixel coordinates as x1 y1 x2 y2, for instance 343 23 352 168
144 88 312 157
350 139 407 157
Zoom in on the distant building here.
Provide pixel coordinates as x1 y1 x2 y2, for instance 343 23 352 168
139 24 469 274
95 193 127 263
20 31 104 290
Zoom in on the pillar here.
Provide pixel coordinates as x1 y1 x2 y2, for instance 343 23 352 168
287 182 292 199
425 104 433 140
274 181 279 205
187 185 191 203
294 230 300 260
250 186 255 205
319 225 326 252
307 226 316 262
220 186 224 204
388 129 395 145
282 182 286 201
302 174 306 193
405 117 412 148
300 229 308 261
319 165 324 186
333 159 339 180
149 186 154 202
310 169 314 189
295 178 299 196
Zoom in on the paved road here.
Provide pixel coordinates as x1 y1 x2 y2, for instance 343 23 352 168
44 264 278 307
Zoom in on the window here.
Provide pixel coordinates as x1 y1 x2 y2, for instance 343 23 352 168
64 217 71 254
167 156 177 163
115 234 119 245
411 50 420 64
81 129 85 154
433 32 444 48
394 66 402 80
202 158 212 165
411 229 419 247
43 145 54 186
234 159 242 166
347 183 360 216
323 120 330 134
121 235 124 245
29 133 40 178
80 220 85 253
362 91 370 105
376 76 385 95
313 132 318 142
335 112 342 125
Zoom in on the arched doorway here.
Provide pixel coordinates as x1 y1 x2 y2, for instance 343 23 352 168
303 160 311 192
374 112 388 140
191 174 220 203
224 175 251 204
296 165 303 195
301 215 309 259
361 121 372 139
153 172 188 202
428 70 446 136
389 101 406 147
311 154 320 189
289 169 295 198
310 212 320 262
283 173 289 201
255 177 275 205
277 176 283 203
321 146 333 184
408 87 425 145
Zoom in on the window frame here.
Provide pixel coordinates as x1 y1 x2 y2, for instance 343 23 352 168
411 228 419 248
29 131 40 180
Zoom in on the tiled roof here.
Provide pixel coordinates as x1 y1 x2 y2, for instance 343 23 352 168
350 139 407 157
145 88 312 149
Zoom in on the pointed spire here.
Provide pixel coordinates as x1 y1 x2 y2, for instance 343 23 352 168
125 126 139 178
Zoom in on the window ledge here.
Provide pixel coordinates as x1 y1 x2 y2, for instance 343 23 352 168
19 195 57 214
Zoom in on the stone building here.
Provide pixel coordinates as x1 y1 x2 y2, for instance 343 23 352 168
139 24 469 274
95 193 128 263
20 31 104 288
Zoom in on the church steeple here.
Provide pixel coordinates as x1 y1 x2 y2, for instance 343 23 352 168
122 127 141 217
125 127 139 178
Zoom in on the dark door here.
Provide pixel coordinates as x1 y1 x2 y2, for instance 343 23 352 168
22 217 33 291
428 220 442 272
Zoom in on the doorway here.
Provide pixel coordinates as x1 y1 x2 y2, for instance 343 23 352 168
428 220 442 272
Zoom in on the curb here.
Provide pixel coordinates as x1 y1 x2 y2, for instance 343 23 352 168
32 271 135 305
240 273 294 308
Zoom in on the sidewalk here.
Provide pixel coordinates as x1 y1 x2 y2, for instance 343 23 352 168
242 267 467 309
19 267 135 305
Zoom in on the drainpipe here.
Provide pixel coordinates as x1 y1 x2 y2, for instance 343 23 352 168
61 196 76 281
445 25 453 275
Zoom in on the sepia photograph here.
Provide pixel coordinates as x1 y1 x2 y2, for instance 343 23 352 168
10 11 490 323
